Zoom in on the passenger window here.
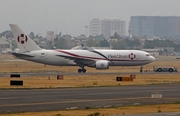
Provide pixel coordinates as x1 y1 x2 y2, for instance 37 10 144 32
41 53 45 55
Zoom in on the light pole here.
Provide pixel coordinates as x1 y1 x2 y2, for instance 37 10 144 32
85 25 88 38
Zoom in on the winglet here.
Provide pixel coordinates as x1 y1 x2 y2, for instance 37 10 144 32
81 43 94 51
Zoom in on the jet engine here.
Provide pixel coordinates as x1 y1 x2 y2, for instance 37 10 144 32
96 60 109 69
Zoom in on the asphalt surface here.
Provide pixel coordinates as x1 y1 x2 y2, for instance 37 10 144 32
0 71 180 77
0 84 180 113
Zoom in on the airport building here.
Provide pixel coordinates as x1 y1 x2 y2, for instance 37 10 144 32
130 16 180 38
89 19 126 39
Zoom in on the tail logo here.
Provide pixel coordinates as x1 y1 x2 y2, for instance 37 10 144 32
17 34 28 44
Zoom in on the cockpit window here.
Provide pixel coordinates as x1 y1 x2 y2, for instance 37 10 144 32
146 54 150 56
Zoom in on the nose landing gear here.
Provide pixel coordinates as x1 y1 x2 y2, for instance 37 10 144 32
140 66 143 73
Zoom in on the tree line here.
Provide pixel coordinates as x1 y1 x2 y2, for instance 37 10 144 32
1 30 180 51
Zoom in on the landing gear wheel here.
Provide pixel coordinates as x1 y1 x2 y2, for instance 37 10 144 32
78 68 86 73
82 69 86 73
140 66 143 73
78 69 82 73
140 69 143 73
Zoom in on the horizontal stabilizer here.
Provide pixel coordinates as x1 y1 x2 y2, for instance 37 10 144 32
12 52 35 58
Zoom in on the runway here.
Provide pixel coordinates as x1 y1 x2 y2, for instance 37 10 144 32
0 71 180 77
0 84 180 113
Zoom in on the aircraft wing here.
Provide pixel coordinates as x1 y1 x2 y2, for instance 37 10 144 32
56 55 95 66
81 43 114 64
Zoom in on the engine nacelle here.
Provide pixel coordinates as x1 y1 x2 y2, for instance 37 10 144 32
96 60 109 69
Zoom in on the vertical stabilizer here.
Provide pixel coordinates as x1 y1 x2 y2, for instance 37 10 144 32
9 24 41 53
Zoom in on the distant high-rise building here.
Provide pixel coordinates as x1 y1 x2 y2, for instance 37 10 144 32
89 19 126 39
89 18 101 37
102 19 112 39
130 16 180 38
111 19 126 37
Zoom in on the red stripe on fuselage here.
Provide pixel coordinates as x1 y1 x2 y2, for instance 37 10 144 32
55 49 148 62
55 49 105 60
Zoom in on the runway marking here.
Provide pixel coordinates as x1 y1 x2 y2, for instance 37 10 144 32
0 97 23 100
1 97 179 107
0 97 150 107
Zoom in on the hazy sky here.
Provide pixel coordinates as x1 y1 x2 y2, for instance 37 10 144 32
1 0 180 37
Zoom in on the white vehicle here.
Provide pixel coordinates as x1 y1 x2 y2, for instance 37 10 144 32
10 24 155 73
154 67 178 72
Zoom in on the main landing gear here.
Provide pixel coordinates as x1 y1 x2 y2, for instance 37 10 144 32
78 66 86 73
140 66 143 73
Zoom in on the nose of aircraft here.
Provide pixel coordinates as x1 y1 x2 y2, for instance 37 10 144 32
149 56 155 62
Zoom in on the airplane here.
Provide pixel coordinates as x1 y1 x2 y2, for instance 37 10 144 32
9 24 155 73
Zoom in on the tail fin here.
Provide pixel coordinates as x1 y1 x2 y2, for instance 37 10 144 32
9 24 41 53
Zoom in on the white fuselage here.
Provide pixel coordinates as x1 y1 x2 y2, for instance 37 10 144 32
18 49 155 67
